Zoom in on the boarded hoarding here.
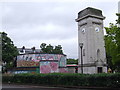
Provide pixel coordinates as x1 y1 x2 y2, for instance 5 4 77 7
40 61 59 73
17 54 66 67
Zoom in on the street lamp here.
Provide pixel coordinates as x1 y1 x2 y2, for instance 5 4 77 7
79 43 83 74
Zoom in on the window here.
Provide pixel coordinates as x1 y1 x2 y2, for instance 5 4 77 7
97 49 100 61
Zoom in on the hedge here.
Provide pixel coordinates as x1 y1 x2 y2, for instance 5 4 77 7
2 73 120 88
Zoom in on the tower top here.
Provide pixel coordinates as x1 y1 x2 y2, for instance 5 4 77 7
76 7 105 22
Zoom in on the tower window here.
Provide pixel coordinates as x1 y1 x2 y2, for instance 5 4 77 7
83 49 85 56
97 49 100 61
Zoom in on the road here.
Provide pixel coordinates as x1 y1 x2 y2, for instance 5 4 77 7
2 84 89 90
2 84 119 90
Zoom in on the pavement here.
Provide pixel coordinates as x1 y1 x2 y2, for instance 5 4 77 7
2 84 86 90
2 83 120 90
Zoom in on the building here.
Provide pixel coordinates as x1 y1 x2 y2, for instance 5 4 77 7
11 47 79 74
17 47 41 54
67 64 78 73
76 7 107 74
10 47 68 74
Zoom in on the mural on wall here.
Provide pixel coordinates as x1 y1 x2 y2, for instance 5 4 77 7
13 71 37 74
17 60 39 67
40 61 58 73
37 54 65 61
59 68 68 73
59 56 66 67
17 54 66 67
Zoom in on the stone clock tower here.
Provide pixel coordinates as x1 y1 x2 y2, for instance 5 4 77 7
76 7 107 74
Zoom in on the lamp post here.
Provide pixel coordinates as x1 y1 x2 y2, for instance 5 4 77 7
79 43 83 74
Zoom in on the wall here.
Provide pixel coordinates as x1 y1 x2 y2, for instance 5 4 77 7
17 54 67 73
59 68 68 73
77 9 107 74
17 54 66 67
17 60 39 67
8 67 39 74
67 67 76 73
17 54 39 67
39 54 66 73
40 61 59 73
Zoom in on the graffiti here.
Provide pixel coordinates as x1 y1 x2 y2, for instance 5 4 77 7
13 71 36 74
17 54 66 67
17 54 66 61
17 60 39 67
39 54 64 61
59 68 68 73
50 62 58 71
40 61 58 73
40 65 51 73
59 56 66 67
14 71 29 74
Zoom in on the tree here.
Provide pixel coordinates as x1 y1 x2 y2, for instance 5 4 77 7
67 58 78 64
45 44 54 54
53 45 63 54
22 46 25 49
40 43 63 54
116 13 120 24
31 46 36 53
1 32 18 71
105 14 120 72
40 43 47 53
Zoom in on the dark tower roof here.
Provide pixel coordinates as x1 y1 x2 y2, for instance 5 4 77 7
76 7 105 22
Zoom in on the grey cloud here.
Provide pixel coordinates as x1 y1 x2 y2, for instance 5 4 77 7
2 2 76 29
2 1 119 58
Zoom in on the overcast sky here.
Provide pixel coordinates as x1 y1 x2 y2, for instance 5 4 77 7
0 0 120 59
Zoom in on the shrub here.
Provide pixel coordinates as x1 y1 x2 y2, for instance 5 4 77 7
2 73 120 88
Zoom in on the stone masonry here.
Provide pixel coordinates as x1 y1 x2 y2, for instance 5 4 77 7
76 7 107 74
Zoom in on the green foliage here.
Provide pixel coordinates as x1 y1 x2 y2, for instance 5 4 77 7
2 73 120 88
53 45 63 54
105 15 120 72
40 43 63 54
116 13 120 24
67 58 78 64
1 32 18 70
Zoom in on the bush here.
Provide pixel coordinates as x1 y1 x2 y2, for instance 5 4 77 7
2 73 120 88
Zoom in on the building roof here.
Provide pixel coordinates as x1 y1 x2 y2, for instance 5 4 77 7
78 7 103 19
17 48 67 56
17 48 41 54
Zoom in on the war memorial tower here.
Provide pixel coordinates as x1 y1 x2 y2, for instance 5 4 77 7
76 7 107 74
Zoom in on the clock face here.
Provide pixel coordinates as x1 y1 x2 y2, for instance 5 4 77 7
82 28 85 33
95 27 99 32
